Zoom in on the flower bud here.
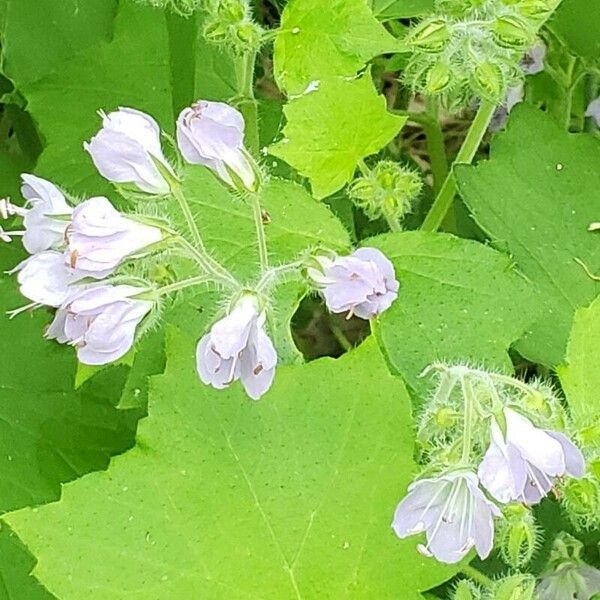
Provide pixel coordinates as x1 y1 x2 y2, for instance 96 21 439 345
66 197 162 278
472 61 504 102
85 108 174 195
407 19 450 53
492 574 537 600
453 580 482 600
518 0 553 19
498 504 538 568
177 100 259 192
562 476 600 529
48 284 153 365
493 15 533 50
348 161 422 223
425 62 452 94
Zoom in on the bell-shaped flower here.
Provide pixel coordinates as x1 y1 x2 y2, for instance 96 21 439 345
309 247 399 319
537 561 600 600
10 251 82 308
21 174 72 254
47 284 153 365
196 294 277 400
84 108 173 195
392 471 501 564
177 100 258 192
478 408 585 505
521 43 545 75
66 196 162 278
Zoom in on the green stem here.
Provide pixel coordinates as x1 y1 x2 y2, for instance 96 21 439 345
249 191 269 271
154 275 212 296
255 260 305 293
177 237 239 290
172 182 206 252
461 565 494 588
420 99 496 233
236 50 259 156
329 319 353 352
383 209 402 232
459 376 476 464
423 97 449 195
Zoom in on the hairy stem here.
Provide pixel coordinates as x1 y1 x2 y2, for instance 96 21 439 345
236 50 259 156
461 564 494 588
249 191 269 271
460 376 476 464
255 260 305 294
172 182 206 252
421 99 496 232
154 275 212 296
423 97 449 194
177 237 239 290
383 208 402 232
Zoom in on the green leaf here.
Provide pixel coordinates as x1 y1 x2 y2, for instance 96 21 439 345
557 295 600 429
0 526 56 600
369 231 536 395
0 0 118 86
274 0 401 95
371 0 434 20
270 75 406 199
456 106 600 367
176 166 351 362
550 0 600 62
0 244 138 515
6 328 459 599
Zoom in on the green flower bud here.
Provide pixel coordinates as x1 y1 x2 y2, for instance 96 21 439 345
518 0 553 19
348 161 422 223
563 476 600 529
472 61 504 102
490 574 537 600
522 388 553 418
493 15 534 50
453 580 483 600
426 62 452 94
499 504 539 568
407 18 450 53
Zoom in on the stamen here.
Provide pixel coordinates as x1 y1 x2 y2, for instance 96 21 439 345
6 302 40 318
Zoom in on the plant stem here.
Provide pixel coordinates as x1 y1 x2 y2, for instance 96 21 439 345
461 564 494 588
420 99 496 232
423 97 449 195
236 50 260 156
177 237 239 290
249 192 269 271
384 209 402 232
172 182 205 253
255 260 305 293
154 275 212 296
459 376 476 464
329 319 353 352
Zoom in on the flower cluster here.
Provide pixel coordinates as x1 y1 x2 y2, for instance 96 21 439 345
403 0 554 108
392 364 586 564
2 99 400 400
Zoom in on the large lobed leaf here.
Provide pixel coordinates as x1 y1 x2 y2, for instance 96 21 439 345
274 0 401 95
6 329 460 599
369 231 537 396
270 75 406 199
456 106 600 367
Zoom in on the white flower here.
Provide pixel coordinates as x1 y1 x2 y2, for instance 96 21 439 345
66 196 162 278
309 247 399 319
84 108 173 195
10 251 82 307
392 471 501 564
47 285 153 365
478 408 585 505
585 97 600 128
21 174 72 254
538 562 600 600
177 100 257 191
0 197 27 220
196 295 277 400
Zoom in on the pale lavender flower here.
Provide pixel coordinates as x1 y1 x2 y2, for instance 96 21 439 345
20 174 72 254
585 97 600 128
47 284 152 365
478 408 585 505
0 197 27 220
196 295 277 400
177 100 257 191
66 196 162 278
85 108 173 194
392 471 501 564
538 562 600 599
10 251 82 308
521 43 546 75
309 247 399 319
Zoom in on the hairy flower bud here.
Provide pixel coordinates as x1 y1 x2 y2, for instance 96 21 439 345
472 61 504 102
85 108 174 195
498 504 538 568
407 18 450 53
426 62 452 94
177 100 258 192
492 574 537 600
453 580 482 600
562 475 600 529
348 161 422 223
493 15 533 50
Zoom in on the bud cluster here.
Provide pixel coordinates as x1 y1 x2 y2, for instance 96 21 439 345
453 575 537 600
392 364 586 565
203 0 264 55
348 161 422 225
403 0 553 108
